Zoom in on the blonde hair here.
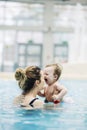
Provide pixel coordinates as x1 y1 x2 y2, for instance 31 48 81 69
15 66 41 94
45 63 62 80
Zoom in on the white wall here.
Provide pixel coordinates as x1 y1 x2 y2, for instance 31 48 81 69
61 63 87 80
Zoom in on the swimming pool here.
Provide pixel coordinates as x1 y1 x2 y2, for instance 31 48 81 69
0 79 87 130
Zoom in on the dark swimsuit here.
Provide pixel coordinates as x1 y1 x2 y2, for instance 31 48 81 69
44 98 49 103
21 98 38 108
29 98 38 107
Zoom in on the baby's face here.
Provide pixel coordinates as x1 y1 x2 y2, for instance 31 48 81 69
43 66 55 85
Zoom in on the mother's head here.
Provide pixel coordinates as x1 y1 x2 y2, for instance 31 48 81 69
15 66 44 95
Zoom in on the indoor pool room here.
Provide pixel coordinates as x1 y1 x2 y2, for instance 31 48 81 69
0 79 87 130
0 0 87 130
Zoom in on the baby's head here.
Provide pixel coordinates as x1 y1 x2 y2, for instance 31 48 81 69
15 66 41 94
44 63 62 85
46 63 62 80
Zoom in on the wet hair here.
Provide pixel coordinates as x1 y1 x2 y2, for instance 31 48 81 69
15 66 41 95
45 63 62 80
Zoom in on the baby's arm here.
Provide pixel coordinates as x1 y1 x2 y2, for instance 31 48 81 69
38 88 45 97
52 83 68 101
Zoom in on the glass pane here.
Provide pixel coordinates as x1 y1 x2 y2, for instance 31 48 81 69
0 6 4 24
18 56 25 66
0 30 16 67
17 31 32 43
5 2 22 25
0 30 4 43
3 65 13 72
33 32 43 43
17 31 43 44
54 44 68 63
19 45 26 54
53 5 74 27
55 46 62 56
54 56 68 63
0 43 3 64
27 45 40 55
5 2 44 26
4 45 15 61
26 57 40 66
53 33 63 43
4 30 16 45
53 4 87 28
53 33 73 44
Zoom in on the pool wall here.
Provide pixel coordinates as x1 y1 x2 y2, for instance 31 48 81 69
62 63 87 80
0 63 87 80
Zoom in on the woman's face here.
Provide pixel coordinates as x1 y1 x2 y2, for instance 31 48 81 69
38 71 45 90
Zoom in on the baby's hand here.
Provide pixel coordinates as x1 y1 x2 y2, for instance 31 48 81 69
52 95 60 104
52 95 58 101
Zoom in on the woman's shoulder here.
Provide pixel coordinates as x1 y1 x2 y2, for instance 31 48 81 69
32 98 44 108
13 95 44 109
21 98 44 110
13 95 24 105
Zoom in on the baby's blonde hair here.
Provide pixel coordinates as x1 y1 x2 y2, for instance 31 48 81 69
45 63 63 80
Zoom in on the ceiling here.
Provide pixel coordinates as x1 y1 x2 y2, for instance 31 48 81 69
0 0 87 5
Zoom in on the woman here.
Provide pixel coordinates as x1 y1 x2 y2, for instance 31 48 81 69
14 66 45 109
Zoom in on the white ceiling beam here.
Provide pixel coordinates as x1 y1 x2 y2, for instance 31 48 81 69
0 0 87 5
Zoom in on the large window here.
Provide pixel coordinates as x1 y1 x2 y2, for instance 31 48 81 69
53 32 72 63
54 42 68 63
53 4 87 28
0 2 44 26
17 43 43 68
0 1 44 72
0 1 87 71
17 31 43 43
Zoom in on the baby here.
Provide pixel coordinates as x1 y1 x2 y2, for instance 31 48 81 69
38 63 68 104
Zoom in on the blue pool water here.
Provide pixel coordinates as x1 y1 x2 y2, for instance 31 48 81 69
0 79 87 130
